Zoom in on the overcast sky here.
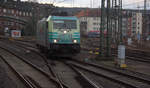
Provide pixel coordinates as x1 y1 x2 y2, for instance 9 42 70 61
22 0 148 9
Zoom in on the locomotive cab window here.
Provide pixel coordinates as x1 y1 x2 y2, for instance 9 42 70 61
53 20 77 29
46 22 49 29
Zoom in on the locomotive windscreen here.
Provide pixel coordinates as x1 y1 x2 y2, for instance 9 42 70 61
53 20 77 29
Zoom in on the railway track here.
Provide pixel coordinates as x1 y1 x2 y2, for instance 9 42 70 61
12 39 37 49
82 46 150 63
49 59 106 88
0 55 43 88
0 43 69 88
1 39 102 88
14 40 150 64
13 38 36 44
6 39 150 68
2 39 150 88
3 40 106 88
0 39 107 88
8 39 150 71
65 59 150 88
82 38 150 55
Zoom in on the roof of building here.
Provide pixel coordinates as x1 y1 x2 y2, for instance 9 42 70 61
75 9 101 18
47 16 78 21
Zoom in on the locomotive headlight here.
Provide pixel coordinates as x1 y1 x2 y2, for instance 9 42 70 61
54 39 57 43
73 40 77 43
64 30 67 34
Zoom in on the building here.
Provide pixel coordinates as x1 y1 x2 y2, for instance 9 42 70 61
76 8 146 40
121 11 132 38
0 0 54 35
132 12 143 39
0 0 33 35
76 9 102 36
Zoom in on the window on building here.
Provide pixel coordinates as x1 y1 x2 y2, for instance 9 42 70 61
4 22 8 25
25 12 27 16
8 22 11 25
84 17 87 20
93 23 97 25
23 12 25 16
16 10 18 15
19 11 22 16
132 18 136 20
11 22 14 26
30 12 32 16
12 10 14 14
93 27 96 30
3 9 6 13
93 17 96 20
8 9 11 14
0 21 3 25
96 17 98 20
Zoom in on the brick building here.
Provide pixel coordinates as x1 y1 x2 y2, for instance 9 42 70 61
0 0 54 35
0 0 33 35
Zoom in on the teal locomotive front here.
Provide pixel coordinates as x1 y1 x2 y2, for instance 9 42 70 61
49 32 80 44
36 16 80 56
48 16 80 54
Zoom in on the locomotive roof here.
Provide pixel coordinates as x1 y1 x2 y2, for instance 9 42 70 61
47 16 78 21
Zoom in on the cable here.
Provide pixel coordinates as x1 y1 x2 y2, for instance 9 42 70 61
123 0 150 7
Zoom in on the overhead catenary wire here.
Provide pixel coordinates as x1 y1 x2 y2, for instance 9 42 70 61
123 0 145 7
123 0 150 9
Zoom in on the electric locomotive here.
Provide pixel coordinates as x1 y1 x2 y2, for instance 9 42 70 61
36 16 80 56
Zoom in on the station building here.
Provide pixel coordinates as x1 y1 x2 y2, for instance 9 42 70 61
0 0 33 35
0 0 54 36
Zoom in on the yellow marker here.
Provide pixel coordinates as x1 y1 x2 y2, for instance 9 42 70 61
96 48 99 50
9 38 14 41
120 64 127 68
18 37 23 40
95 52 99 55
89 51 93 54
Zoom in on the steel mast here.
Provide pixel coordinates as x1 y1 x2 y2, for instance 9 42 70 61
99 0 105 57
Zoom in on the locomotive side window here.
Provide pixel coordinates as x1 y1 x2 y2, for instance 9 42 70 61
46 22 48 29
53 20 77 29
